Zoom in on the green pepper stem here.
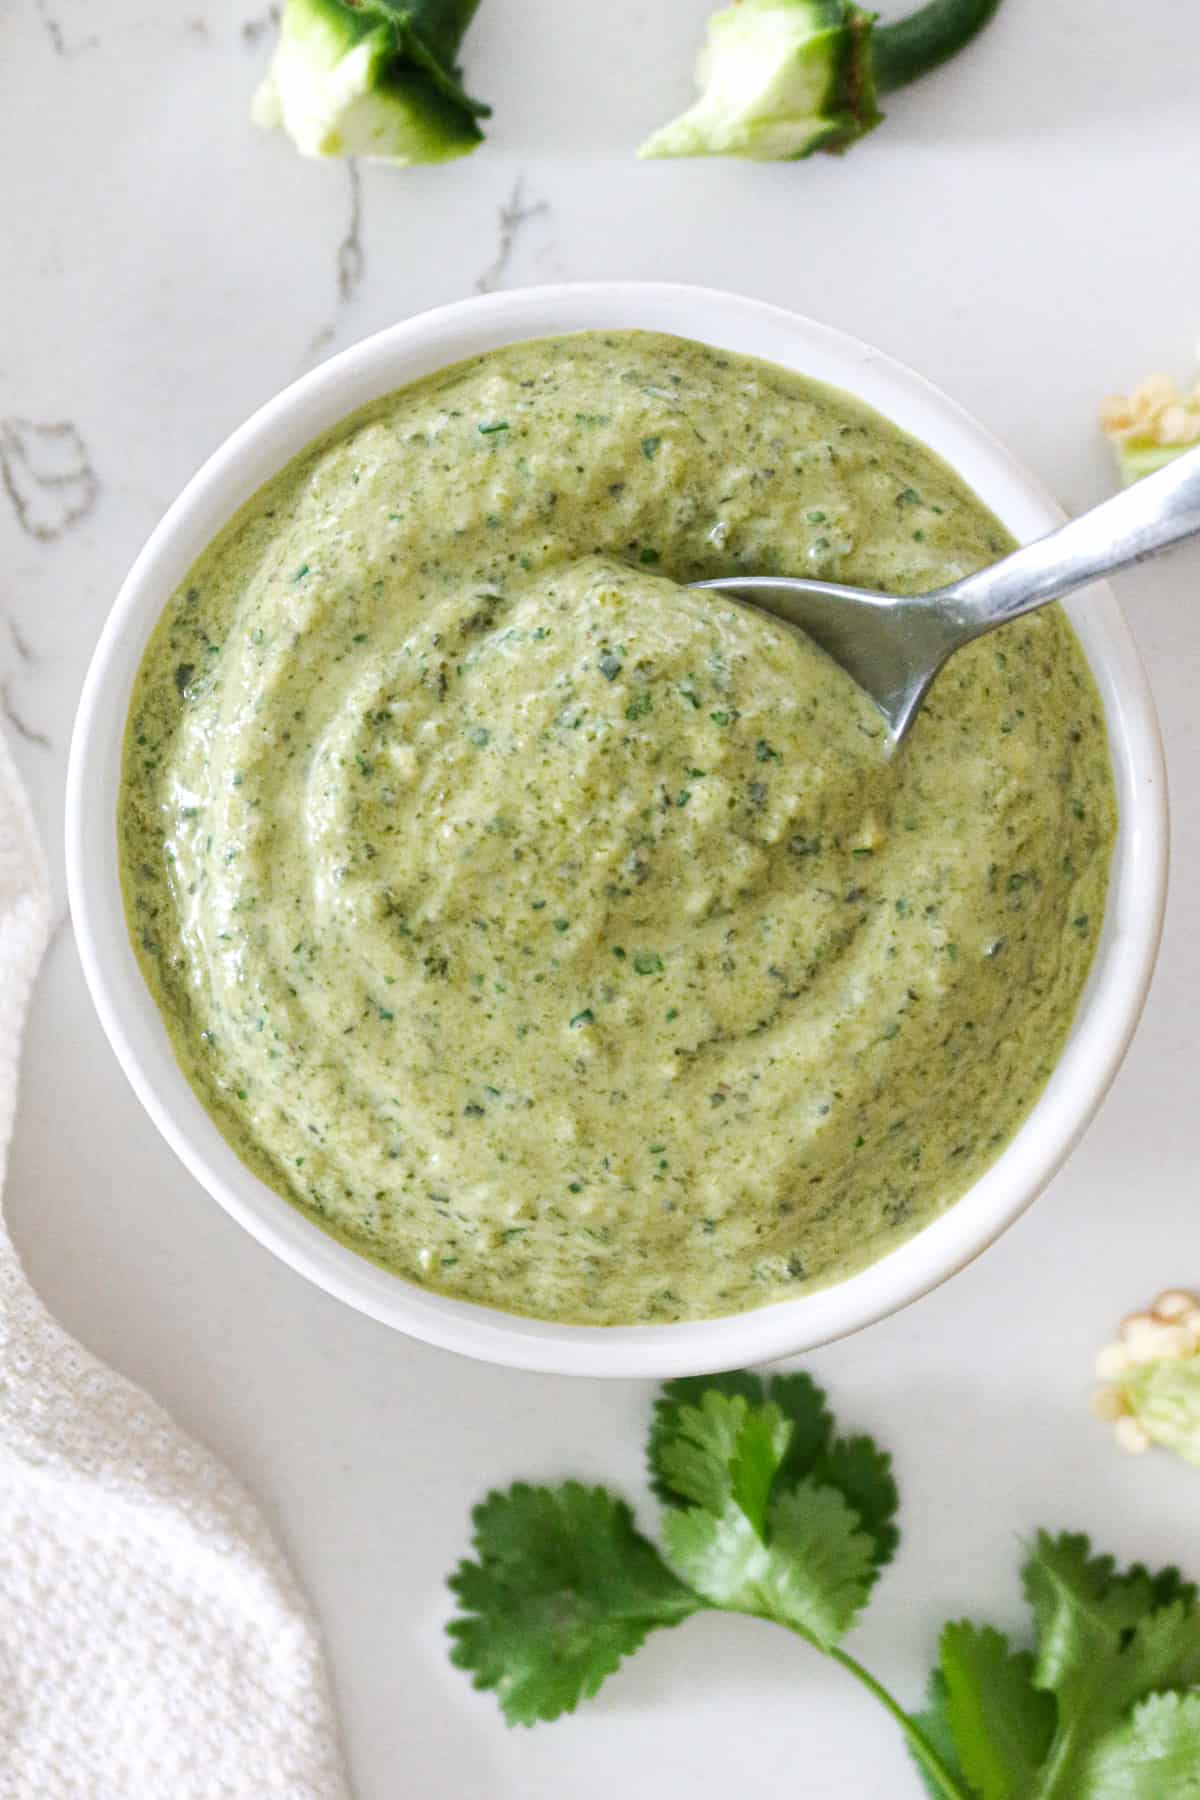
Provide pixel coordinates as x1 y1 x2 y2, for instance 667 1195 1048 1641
872 0 1003 94
398 0 483 65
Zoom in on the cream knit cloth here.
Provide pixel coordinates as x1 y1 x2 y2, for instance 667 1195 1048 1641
0 735 348 1798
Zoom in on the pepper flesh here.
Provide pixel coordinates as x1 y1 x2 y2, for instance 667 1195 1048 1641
1092 1290 1200 1465
1101 374 1200 488
252 0 489 165
640 0 1002 163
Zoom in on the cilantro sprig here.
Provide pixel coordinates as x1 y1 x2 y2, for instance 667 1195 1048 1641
448 1371 1200 1797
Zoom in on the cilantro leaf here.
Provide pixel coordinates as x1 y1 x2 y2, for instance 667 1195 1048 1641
1025 1533 1200 1702
911 1670 980 1800
648 1370 832 1503
647 1387 791 1533
729 1403 792 1535
811 1432 899 1573
648 1371 895 1651
448 1482 701 1725
662 1476 877 1648
1025 1533 1159 1694
1020 1532 1200 1795
766 1371 838 1484
764 1479 879 1642
1083 1691 1200 1797
935 1622 1055 1799
647 1360 892 1562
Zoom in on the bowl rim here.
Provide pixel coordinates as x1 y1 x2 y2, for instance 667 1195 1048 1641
65 281 1169 1377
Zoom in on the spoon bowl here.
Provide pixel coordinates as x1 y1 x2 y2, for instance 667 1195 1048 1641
694 441 1200 744
688 576 962 744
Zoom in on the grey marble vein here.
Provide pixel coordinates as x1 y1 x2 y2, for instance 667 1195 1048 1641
242 6 281 47
0 680 50 751
474 176 550 295
0 419 98 543
306 324 336 364
8 621 36 668
35 0 97 57
337 162 364 305
304 163 366 364
46 908 71 962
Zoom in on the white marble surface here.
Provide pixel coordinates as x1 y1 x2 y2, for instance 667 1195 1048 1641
4 2 1200 1793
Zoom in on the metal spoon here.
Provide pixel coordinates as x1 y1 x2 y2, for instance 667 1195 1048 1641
691 442 1200 746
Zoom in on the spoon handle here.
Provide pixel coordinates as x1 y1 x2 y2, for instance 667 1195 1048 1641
944 442 1200 633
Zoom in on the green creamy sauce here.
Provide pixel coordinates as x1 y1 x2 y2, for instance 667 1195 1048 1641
120 331 1116 1325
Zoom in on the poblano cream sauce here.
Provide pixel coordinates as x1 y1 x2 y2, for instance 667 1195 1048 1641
120 332 1115 1324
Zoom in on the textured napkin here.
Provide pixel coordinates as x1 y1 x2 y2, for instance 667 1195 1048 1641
0 735 348 1798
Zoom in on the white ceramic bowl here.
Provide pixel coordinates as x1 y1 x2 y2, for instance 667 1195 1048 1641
66 283 1167 1377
